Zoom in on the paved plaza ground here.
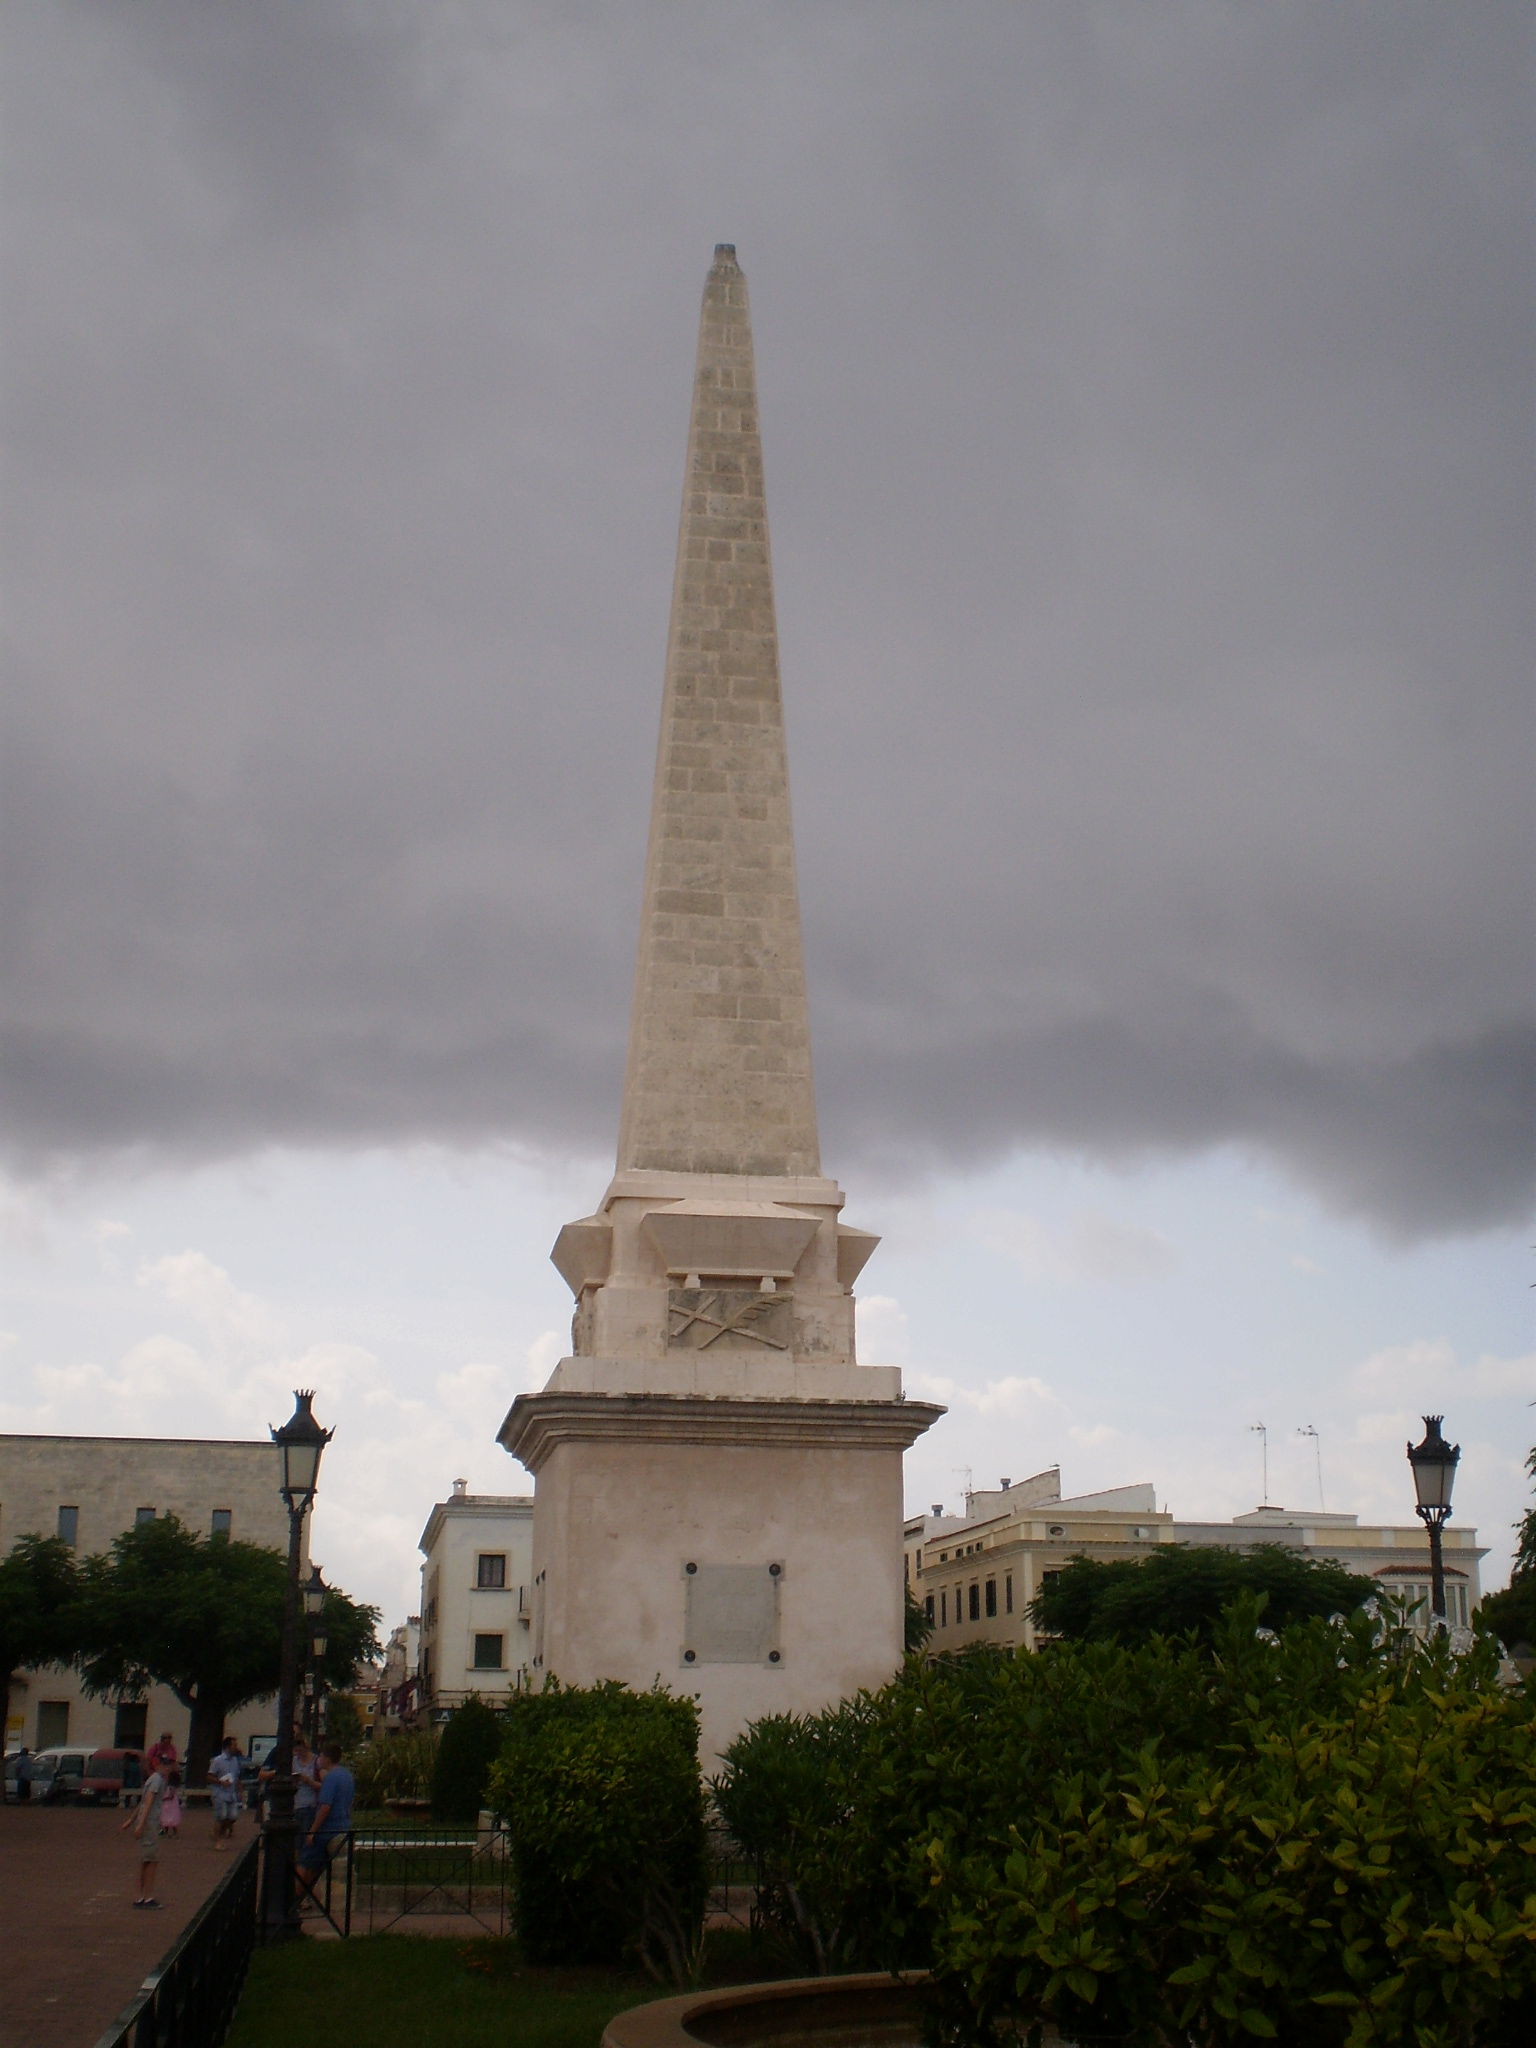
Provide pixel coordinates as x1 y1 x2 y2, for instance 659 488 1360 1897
0 1801 256 2048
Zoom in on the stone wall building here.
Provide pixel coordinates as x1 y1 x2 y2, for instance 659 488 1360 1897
907 1465 1486 1652
0 1433 289 1754
417 1483 533 1715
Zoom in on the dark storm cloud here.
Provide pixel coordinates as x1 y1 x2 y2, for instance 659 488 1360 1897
3 2 1531 1237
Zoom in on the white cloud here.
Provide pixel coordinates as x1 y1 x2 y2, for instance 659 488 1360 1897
136 1249 282 1353
908 1369 1062 1418
856 1294 910 1367
1352 1340 1536 1404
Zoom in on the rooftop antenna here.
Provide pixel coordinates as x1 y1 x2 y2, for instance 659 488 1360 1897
1297 1424 1325 1511
1249 1423 1270 1504
954 1465 974 1511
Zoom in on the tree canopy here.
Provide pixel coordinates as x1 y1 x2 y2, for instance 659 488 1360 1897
0 1534 81 1740
1027 1542 1378 1647
75 1514 378 1782
1476 1444 1536 1652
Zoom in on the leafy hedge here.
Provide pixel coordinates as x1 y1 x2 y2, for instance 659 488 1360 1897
486 1680 707 1985
431 1694 505 1822
714 1605 1536 2046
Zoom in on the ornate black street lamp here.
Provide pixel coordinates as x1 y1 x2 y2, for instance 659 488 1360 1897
1407 1414 1460 1625
260 1391 333 1943
304 1564 329 1743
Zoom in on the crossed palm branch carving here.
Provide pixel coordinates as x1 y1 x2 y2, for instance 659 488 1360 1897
668 1289 791 1350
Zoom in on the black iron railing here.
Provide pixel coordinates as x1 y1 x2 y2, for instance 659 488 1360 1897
91 1836 259 2048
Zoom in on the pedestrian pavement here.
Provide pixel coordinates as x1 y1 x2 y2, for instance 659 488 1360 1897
0 1801 260 2048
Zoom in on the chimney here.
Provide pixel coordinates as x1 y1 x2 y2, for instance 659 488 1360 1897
451 1478 468 1499
999 1477 1011 1490
930 1504 943 1518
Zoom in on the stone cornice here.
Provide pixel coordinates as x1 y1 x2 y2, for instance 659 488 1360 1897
499 1390 946 1475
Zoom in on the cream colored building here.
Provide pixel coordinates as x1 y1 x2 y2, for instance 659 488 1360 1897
908 1466 1486 1652
417 1483 533 1715
0 1433 290 1753
377 1614 422 1731
500 247 940 1763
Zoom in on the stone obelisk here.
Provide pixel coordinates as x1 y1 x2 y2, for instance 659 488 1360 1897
500 247 940 1761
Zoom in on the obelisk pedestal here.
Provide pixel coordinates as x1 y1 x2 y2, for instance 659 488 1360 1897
500 248 940 1762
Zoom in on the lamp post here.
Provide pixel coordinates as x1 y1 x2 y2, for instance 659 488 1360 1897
1407 1414 1460 1626
304 1565 329 1743
260 1390 332 1943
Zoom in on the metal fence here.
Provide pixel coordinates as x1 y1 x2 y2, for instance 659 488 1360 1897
332 1822 511 1935
91 1836 260 2048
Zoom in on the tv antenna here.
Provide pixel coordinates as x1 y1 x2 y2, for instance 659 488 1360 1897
1297 1424 1325 1511
1249 1422 1270 1504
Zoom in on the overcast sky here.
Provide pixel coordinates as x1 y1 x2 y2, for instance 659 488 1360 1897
3 3 1532 1626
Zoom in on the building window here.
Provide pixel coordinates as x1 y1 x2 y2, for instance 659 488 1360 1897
940 1591 947 1627
36 1701 70 1747
134 1507 156 1526
924 1594 935 1624
985 1578 997 1618
1005 1573 1014 1614
968 1583 980 1622
476 1552 507 1590
472 1633 505 1671
57 1505 79 1547
114 1701 148 1749
211 1509 232 1538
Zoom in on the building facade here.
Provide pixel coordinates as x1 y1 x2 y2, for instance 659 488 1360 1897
417 1484 533 1715
0 1433 290 1754
907 1466 1486 1652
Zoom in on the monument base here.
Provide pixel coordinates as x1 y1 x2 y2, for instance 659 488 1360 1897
500 1381 943 1764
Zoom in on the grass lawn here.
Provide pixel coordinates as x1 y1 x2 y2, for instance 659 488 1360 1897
224 1928 790 2048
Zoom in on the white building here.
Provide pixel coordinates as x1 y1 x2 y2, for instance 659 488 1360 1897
417 1483 533 1715
0 1433 290 1754
907 1466 1486 1652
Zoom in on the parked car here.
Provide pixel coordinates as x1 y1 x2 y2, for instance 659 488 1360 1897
4 1752 59 1802
30 1746 94 1802
79 1748 148 1806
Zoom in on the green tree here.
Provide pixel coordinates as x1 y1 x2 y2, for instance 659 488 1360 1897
75 1515 378 1784
323 1690 364 1752
0 1535 80 1742
1029 1542 1377 1646
903 1582 932 1654
1477 1444 1536 1651
432 1693 505 1822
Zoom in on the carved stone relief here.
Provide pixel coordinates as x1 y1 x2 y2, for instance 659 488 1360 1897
667 1286 793 1352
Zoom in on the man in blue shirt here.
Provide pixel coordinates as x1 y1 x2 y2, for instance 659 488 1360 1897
297 1740 355 1900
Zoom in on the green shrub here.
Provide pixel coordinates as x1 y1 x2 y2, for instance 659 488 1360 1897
714 1609 1536 2043
431 1694 506 1823
486 1680 707 1986
348 1727 438 1809
712 1701 883 1973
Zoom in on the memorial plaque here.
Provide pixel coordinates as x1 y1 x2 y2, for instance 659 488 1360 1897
682 1561 783 1665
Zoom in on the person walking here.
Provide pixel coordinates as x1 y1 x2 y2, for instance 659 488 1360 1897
146 1730 178 1775
296 1741 355 1904
14 1748 35 1803
121 1758 169 1908
206 1736 243 1850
